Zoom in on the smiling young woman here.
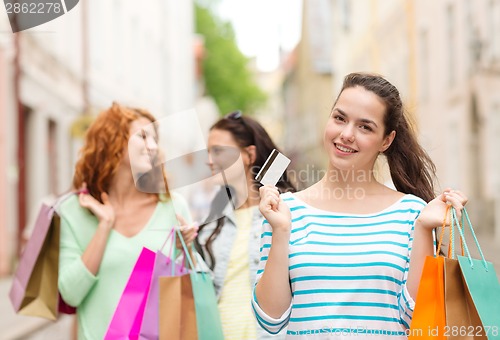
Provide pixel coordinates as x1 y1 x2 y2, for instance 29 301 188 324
195 112 296 339
253 73 468 338
57 103 196 339
324 85 395 174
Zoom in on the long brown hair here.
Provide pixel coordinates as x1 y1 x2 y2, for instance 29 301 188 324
335 73 436 202
195 112 296 269
72 102 170 202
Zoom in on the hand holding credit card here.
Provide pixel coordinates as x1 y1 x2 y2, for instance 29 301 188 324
255 149 291 187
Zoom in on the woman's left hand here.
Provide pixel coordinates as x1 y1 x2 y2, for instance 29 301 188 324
175 214 198 249
416 188 468 230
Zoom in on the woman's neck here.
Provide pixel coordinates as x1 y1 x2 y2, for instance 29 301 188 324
302 167 386 202
236 174 260 209
237 191 259 209
108 167 155 208
322 167 379 190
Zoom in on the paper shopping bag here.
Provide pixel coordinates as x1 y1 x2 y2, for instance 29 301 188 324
159 274 198 340
409 205 453 339
444 258 486 339
457 256 500 339
190 271 224 340
159 227 223 340
139 251 189 340
9 204 60 320
409 255 446 339
449 208 500 339
104 247 156 340
443 209 486 339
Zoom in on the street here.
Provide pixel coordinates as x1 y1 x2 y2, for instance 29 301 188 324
1 232 498 340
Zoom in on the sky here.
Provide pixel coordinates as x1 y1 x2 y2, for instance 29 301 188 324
216 0 303 71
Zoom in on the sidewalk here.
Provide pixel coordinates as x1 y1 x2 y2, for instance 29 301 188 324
468 231 500 275
0 279 73 340
0 278 47 339
0 233 498 339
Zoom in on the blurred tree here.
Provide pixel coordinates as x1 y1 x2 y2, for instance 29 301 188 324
195 3 267 116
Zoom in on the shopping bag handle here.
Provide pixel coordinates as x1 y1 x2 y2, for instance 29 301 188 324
436 205 451 257
168 228 187 275
172 228 209 281
160 228 175 252
438 205 465 259
448 206 465 259
160 228 189 270
49 188 89 217
171 227 198 273
451 207 488 271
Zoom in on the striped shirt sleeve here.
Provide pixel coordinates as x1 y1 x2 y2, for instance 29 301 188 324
397 219 416 329
397 203 425 329
251 193 427 336
251 219 292 334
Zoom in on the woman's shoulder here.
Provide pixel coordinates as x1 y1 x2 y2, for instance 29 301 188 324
280 188 426 215
372 188 427 214
57 194 82 215
397 193 427 208
160 191 193 223
57 193 97 227
369 184 427 209
279 191 314 214
279 191 299 204
280 191 294 197
159 191 188 211
280 188 318 203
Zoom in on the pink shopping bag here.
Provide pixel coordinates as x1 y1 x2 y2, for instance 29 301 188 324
9 202 76 319
9 204 60 319
104 247 156 340
139 251 189 339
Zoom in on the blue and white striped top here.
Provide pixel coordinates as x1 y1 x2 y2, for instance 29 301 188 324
252 192 426 339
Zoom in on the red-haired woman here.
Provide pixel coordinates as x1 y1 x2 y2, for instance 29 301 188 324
57 103 197 339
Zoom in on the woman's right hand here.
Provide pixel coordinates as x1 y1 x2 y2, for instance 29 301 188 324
259 186 291 234
78 183 115 230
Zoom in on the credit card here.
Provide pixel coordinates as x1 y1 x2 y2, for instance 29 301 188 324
255 149 291 186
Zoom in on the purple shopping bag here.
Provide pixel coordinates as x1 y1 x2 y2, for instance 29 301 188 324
139 251 189 340
104 247 156 340
9 204 59 319
9 202 76 319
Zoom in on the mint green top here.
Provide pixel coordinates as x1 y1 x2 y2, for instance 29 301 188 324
58 193 191 340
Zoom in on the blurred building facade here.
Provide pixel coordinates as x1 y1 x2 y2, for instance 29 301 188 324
0 20 12 275
282 0 334 189
251 57 287 147
330 0 414 98
327 0 500 238
0 0 197 276
413 0 500 240
328 0 416 186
